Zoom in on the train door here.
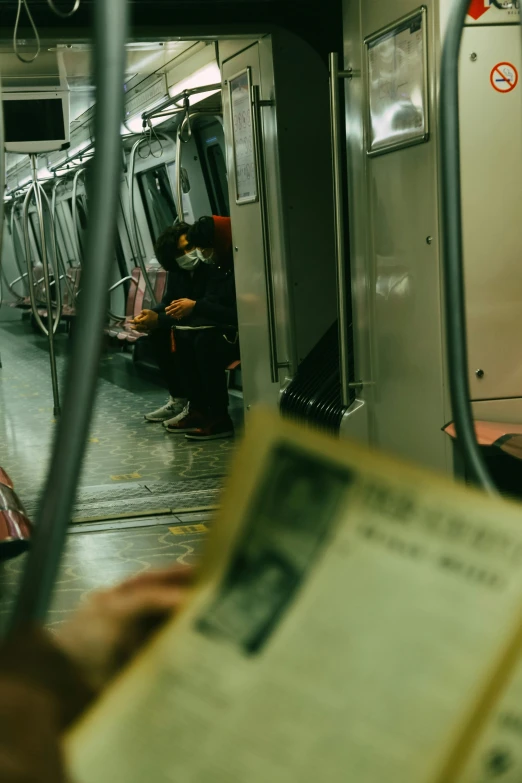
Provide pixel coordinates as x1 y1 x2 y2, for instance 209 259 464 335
221 35 337 412
222 43 287 410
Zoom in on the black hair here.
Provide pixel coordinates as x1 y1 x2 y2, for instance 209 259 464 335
154 222 191 269
187 216 215 249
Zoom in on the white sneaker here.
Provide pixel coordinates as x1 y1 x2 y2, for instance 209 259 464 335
144 397 188 422
163 406 194 429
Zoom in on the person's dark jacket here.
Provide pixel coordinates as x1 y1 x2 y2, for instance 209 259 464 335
152 215 237 330
152 262 236 329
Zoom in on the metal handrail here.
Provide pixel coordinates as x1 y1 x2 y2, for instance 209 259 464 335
49 141 94 174
6 272 28 297
440 0 496 493
107 275 138 321
127 130 174 304
251 85 289 383
141 82 222 123
108 274 136 292
9 0 129 631
22 186 61 338
329 53 352 409
24 156 62 416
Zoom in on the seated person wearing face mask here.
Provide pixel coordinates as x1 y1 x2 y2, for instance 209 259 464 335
163 215 239 440
132 222 194 426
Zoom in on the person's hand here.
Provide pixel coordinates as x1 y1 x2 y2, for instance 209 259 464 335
165 298 196 320
54 566 195 691
129 309 159 332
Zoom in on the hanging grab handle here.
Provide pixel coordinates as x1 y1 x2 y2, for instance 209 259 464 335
440 0 496 493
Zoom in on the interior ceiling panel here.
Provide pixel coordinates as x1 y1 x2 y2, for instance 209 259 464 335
0 39 204 123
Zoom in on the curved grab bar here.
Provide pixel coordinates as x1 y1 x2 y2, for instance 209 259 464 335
440 0 496 492
127 130 174 304
39 184 64 327
23 157 62 417
9 0 129 631
108 274 137 293
7 272 28 297
22 184 61 338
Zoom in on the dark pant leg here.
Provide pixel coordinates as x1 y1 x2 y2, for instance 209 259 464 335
146 328 187 398
192 330 239 419
174 331 207 413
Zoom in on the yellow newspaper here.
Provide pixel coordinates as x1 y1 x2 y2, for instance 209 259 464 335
67 410 522 783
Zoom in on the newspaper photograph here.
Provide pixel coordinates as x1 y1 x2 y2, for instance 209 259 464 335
66 410 522 783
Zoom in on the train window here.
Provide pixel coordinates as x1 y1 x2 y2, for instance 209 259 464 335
195 123 230 217
29 212 42 255
207 144 229 215
76 196 88 254
114 233 130 298
137 165 177 244
54 211 73 267
56 201 78 266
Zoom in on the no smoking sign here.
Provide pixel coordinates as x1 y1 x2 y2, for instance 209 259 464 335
490 62 519 93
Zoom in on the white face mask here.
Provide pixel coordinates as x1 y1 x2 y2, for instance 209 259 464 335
176 250 200 271
196 248 215 264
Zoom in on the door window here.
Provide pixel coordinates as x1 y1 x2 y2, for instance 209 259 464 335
137 165 178 244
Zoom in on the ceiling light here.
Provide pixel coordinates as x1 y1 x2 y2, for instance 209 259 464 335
168 62 221 104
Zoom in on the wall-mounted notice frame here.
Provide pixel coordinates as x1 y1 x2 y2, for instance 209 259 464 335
366 6 429 157
229 67 258 204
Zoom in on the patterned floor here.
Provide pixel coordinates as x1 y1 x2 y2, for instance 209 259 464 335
0 310 241 500
0 514 210 629
0 308 242 624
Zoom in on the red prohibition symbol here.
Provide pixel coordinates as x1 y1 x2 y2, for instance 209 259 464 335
490 62 519 93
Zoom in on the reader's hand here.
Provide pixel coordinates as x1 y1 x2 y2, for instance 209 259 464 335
54 566 195 691
165 298 196 320
130 309 159 332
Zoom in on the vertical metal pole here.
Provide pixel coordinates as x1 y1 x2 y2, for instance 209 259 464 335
30 154 61 416
175 128 184 220
8 0 129 631
251 85 284 383
440 0 496 492
329 53 351 408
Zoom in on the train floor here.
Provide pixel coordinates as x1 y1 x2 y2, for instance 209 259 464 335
0 307 243 627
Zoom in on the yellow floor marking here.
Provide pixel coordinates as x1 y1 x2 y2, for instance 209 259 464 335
110 472 142 481
169 524 208 536
89 438 100 443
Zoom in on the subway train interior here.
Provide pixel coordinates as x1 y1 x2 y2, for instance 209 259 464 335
0 0 520 627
